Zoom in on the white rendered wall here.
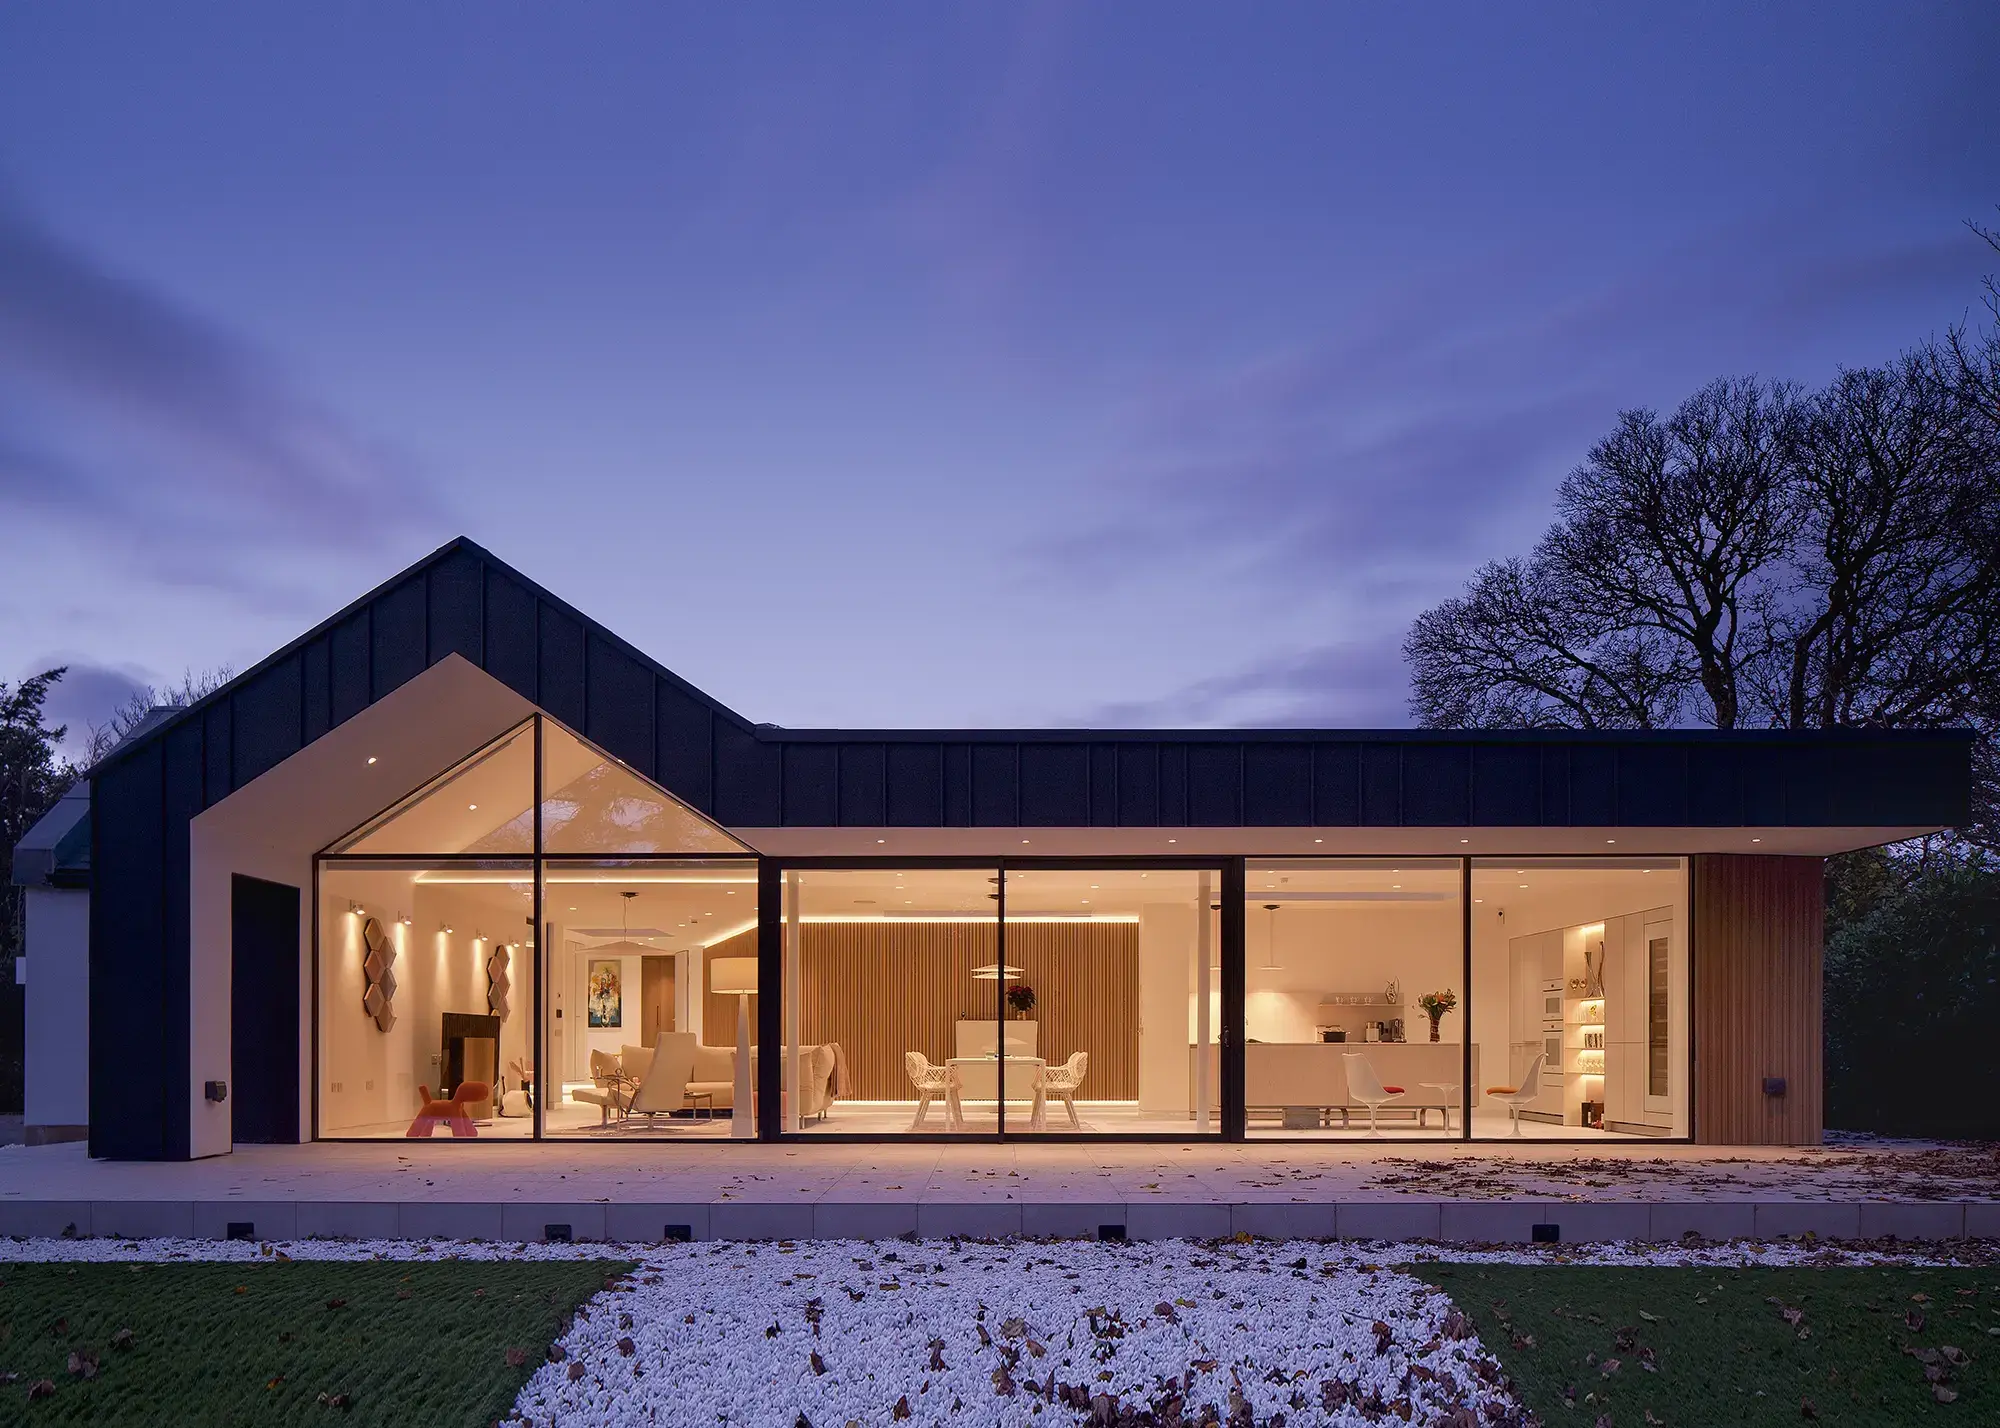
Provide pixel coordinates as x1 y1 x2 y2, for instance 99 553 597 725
23 886 89 1133
185 656 535 1156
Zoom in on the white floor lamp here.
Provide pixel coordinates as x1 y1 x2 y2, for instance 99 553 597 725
709 957 758 1139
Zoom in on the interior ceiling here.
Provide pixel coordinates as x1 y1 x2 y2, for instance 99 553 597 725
389 859 1687 944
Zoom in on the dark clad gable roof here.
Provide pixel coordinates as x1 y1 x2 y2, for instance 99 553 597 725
92 537 1973 832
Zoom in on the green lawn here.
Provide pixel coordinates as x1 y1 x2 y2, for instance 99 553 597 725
1417 1264 1999 1427
0 1257 628 1427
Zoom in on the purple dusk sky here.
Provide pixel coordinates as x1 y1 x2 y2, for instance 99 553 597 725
2 3 1996 749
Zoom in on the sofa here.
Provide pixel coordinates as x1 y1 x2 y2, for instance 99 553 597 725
610 1040 841 1122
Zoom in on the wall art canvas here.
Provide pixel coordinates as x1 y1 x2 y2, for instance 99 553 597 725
586 958 623 1029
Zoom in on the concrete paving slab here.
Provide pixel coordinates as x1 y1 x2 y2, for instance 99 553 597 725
710 1202 813 1241
1647 1202 1757 1241
1128 1202 1232 1241
398 1201 505 1241
1857 1202 1965 1241
500 1203 609 1243
90 1202 196 1239
1230 1201 1339 1241
916 1202 1024 1240
0 1201 92 1238
1754 1202 1863 1240
1336 1202 1442 1242
1021 1202 1125 1240
296 1201 402 1239
193 1201 300 1242
604 1203 712 1242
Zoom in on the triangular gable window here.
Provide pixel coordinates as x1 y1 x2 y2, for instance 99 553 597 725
325 715 745 856
539 720 747 854
329 720 536 855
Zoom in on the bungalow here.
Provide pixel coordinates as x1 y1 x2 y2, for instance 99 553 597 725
21 539 1970 1158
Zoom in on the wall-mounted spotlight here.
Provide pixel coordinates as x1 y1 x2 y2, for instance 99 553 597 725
347 901 365 917
441 924 455 935
399 913 412 926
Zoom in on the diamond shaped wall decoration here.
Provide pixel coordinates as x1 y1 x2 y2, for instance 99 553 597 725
486 944 512 1021
360 916 399 1032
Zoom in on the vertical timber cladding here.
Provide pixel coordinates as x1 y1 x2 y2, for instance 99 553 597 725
1692 854 1825 1146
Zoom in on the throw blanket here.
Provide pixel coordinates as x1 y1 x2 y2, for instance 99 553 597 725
828 1041 852 1100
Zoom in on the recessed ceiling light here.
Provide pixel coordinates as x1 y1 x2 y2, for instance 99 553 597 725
567 905 577 911
1751 837 1762 843
1314 838 1323 844
1473 898 1483 904
1167 838 1177 844
876 838 886 844
1081 899 1090 904
366 756 378 765
1021 839 1030 845
1392 884 1402 890
1518 883 1529 889
468 803 478 811
1459 838 1469 844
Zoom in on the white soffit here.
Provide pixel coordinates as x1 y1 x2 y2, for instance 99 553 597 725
730 824 1941 858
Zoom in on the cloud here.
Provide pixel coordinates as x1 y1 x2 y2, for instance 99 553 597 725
15 656 151 757
1076 633 1411 729
0 187 446 598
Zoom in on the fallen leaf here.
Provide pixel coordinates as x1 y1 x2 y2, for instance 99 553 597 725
617 1337 635 1357
1639 1310 1660 1323
505 1348 527 1368
1934 1384 1958 1404
110 1327 135 1351
1600 1358 1622 1376
27 1380 56 1401
66 1351 98 1380
891 1395 911 1420
566 1361 586 1382
1800 1396 1817 1419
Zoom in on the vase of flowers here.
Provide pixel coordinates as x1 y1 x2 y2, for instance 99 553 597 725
1416 989 1457 1042
1006 984 1037 1020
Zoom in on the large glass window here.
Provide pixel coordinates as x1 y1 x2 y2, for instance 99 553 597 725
1002 869 1220 1136
1468 857 1688 1138
318 859 534 1138
781 868 1001 1133
315 713 754 1141
1244 859 1466 1139
539 859 755 1139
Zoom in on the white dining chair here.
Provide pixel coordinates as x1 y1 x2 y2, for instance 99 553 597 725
1039 1052 1089 1129
1341 1053 1405 1138
1486 1054 1547 1137
905 1052 960 1131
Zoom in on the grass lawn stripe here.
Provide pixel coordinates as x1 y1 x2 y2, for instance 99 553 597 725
1415 1264 1998 1426
0 1258 629 1426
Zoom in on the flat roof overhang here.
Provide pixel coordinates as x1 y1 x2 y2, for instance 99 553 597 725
731 823 1941 859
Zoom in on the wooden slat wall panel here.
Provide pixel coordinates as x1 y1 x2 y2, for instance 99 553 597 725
701 923 1140 1101
1692 854 1824 1145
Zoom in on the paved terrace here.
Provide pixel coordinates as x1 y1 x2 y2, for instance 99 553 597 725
3 1139 1994 1244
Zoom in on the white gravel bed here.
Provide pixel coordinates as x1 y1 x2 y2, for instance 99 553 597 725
515 1239 1523 1426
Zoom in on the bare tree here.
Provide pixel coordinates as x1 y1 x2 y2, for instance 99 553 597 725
1407 338 2000 838
82 666 235 766
1407 378 1804 731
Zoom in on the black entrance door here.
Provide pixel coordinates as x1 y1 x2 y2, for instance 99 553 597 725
231 874 300 1143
